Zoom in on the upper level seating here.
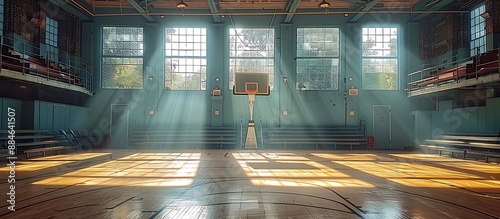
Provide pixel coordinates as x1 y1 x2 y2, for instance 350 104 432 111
474 49 500 76
129 127 237 149
1 40 92 93
419 133 500 163
417 62 471 87
266 126 367 150
1 46 76 83
1 45 30 72
407 48 499 93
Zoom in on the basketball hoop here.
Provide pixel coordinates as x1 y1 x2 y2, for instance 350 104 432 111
246 89 257 94
246 89 257 102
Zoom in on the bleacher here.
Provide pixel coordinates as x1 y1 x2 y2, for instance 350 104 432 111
266 126 367 150
419 133 500 163
1 45 76 83
129 127 237 149
0 130 75 159
0 37 93 93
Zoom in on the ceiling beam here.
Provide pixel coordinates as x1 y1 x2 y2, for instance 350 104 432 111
349 0 380 23
410 0 455 21
207 0 221 23
126 0 155 22
50 0 92 21
67 0 93 12
140 0 159 7
411 0 435 11
284 0 301 23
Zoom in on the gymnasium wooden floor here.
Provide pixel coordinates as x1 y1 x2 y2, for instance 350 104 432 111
1 150 499 219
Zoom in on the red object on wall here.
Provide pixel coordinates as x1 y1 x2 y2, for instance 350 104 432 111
31 18 42 26
367 136 375 149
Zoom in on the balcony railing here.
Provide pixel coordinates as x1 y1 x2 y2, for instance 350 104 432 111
0 36 93 95
407 48 500 96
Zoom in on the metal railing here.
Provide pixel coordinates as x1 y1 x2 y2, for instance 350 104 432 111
259 118 264 148
0 35 93 94
239 117 243 148
406 48 500 95
359 120 367 139
407 55 474 91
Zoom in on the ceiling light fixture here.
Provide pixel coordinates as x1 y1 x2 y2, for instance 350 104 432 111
176 0 188 9
318 0 330 9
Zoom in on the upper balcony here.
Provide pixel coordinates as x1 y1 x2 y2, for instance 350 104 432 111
407 49 500 97
0 36 93 96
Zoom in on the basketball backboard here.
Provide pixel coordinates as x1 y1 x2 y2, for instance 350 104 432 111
233 72 270 95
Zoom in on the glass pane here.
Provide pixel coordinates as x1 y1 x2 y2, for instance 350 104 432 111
165 57 207 90
229 28 274 58
296 58 339 90
362 27 397 58
297 28 340 58
103 27 144 57
164 28 207 90
101 57 143 89
362 58 398 90
102 27 144 89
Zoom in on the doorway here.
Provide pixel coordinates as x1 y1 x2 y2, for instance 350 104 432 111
110 104 129 148
373 105 391 149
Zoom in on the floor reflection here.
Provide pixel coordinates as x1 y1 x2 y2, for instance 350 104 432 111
0 153 110 172
33 153 200 187
232 152 373 188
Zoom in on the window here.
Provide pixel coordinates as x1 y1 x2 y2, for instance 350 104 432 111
102 27 144 89
229 28 274 90
165 28 207 90
45 17 58 58
296 28 339 90
45 17 58 47
470 3 486 56
0 0 4 35
362 27 398 90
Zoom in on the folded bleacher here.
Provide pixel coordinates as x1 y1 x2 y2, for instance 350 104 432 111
419 133 500 162
0 130 76 159
266 126 367 150
129 127 237 149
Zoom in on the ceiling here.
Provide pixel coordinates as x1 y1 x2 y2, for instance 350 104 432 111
60 0 461 22
84 0 421 10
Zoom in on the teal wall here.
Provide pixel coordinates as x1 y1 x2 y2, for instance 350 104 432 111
431 98 500 134
413 97 500 143
0 98 22 130
0 98 88 133
86 13 420 149
33 100 89 132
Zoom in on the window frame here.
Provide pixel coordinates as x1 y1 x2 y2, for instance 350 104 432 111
470 3 486 56
296 27 340 91
101 26 144 90
164 27 207 91
361 27 399 91
45 17 58 48
0 0 4 35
